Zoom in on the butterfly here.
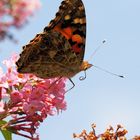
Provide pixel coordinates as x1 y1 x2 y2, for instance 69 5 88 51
16 0 92 84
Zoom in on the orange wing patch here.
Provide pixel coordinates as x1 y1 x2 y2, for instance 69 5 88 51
54 25 73 39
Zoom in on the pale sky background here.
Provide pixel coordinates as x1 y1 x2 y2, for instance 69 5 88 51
0 0 140 140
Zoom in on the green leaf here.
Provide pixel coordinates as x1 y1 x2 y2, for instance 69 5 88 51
0 120 12 140
0 120 7 125
1 129 12 140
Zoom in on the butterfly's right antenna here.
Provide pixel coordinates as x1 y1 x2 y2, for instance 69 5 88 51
93 65 125 78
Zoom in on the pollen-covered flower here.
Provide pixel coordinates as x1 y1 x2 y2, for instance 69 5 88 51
0 54 67 139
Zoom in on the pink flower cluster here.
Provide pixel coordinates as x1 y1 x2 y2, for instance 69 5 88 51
0 54 67 139
0 0 41 41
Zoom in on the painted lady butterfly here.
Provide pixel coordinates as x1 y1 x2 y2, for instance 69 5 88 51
16 0 92 80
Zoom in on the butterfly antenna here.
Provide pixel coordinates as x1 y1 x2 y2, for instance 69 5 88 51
88 39 106 62
79 70 87 81
93 65 125 78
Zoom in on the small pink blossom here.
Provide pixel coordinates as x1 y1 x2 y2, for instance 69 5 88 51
10 91 23 104
53 97 67 111
23 101 44 116
1 88 9 99
2 53 18 68
21 84 33 100
29 87 46 101
0 0 41 41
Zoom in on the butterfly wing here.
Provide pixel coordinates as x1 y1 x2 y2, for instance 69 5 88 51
16 0 86 78
17 30 83 78
44 0 86 65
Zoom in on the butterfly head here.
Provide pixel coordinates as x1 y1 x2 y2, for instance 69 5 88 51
80 61 93 71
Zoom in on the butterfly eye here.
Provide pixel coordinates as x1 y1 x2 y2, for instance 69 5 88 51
40 45 47 49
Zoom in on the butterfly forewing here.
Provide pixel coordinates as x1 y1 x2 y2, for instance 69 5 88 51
16 0 86 79
44 0 86 63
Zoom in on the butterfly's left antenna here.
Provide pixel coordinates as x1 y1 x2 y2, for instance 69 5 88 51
88 39 106 62
79 40 106 81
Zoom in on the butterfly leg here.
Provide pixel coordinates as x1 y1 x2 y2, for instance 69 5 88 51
65 78 75 93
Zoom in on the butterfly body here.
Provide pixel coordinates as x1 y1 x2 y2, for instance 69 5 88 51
16 0 92 79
